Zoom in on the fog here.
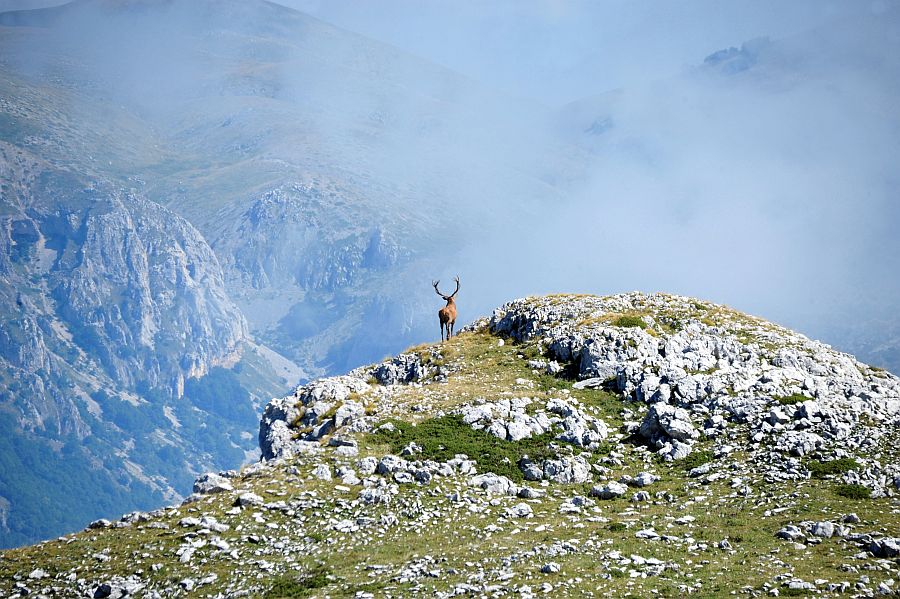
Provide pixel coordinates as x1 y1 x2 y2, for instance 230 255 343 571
293 0 900 365
2 0 899 370
281 2 900 353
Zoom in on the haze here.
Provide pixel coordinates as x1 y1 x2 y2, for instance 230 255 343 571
3 0 899 371
283 0 900 367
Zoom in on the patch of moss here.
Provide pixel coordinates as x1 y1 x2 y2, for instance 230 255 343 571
774 393 809 405
371 415 560 482
677 450 714 471
263 566 331 598
834 484 871 500
807 458 859 479
612 315 648 329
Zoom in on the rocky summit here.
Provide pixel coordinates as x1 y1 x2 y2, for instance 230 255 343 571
2 292 899 598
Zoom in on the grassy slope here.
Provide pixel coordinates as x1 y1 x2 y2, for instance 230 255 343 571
1 330 898 597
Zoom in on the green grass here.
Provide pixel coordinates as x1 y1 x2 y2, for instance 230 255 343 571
774 393 809 405
371 414 561 482
612 315 648 329
834 483 871 500
806 458 859 479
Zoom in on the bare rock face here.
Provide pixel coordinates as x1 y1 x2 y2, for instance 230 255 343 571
488 293 900 484
0 144 255 546
259 375 371 460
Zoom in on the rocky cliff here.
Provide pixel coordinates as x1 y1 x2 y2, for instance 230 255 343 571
2 293 898 598
0 142 276 547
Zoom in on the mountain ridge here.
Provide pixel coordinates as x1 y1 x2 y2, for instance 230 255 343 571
1 292 898 597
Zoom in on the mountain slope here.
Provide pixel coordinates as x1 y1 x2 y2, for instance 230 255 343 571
0 141 292 547
1 293 897 597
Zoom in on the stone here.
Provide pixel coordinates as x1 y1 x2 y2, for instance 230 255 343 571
377 455 408 475
505 503 533 518
359 485 396 505
192 472 233 495
590 482 628 499
633 472 659 487
809 521 835 538
868 538 900 558
235 492 264 507
470 473 518 496
519 458 544 482
507 420 533 442
357 456 378 476
372 353 427 385
518 487 545 499
776 526 806 542
312 463 332 480
333 401 365 428
541 456 592 484
541 562 561 574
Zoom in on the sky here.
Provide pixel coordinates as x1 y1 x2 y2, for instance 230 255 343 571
277 0 872 106
0 1 888 106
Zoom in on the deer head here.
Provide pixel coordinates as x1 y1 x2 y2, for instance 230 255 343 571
432 276 460 303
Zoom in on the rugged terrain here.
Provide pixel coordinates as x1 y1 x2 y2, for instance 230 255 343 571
2 293 898 598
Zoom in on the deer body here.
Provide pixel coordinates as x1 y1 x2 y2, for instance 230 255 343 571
433 276 460 341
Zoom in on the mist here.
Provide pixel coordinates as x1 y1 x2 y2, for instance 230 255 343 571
2 0 899 373
284 1 900 367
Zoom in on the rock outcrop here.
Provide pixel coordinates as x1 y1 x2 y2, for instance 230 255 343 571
489 294 900 476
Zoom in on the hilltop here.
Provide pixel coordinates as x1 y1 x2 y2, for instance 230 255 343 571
1 292 898 598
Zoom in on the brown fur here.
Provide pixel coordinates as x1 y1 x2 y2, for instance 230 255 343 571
432 276 460 341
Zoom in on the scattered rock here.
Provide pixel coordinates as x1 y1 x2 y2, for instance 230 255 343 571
590 482 628 499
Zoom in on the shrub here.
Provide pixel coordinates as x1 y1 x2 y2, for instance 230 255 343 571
608 522 627 533
677 450 714 471
612 315 647 329
807 458 859 478
371 415 560 482
834 484 871 500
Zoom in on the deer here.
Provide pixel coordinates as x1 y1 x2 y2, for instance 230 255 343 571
432 276 460 342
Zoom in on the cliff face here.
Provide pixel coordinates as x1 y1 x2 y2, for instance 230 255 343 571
0 143 263 547
2 293 899 598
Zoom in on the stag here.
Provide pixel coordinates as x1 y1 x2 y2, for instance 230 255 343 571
432 276 460 341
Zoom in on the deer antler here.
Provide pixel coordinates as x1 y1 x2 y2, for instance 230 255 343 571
432 280 445 297
449 275 460 299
